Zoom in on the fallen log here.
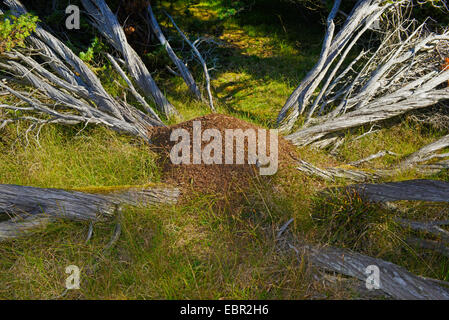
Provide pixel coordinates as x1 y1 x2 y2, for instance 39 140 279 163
278 177 449 299
165 11 216 111
0 184 180 241
400 134 449 168
348 179 449 203
295 244 449 300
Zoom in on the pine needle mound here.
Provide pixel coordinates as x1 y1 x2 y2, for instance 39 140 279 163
148 114 298 193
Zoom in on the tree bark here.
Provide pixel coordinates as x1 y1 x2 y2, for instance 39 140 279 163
0 184 180 241
297 244 449 300
348 179 449 203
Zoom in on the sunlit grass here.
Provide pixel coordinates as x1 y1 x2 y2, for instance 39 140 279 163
0 124 161 188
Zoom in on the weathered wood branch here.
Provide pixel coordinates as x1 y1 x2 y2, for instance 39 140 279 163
147 4 203 102
81 0 178 117
278 0 449 152
5 1 123 119
348 179 449 203
406 237 449 258
295 153 449 183
0 184 180 241
1 0 164 141
165 11 216 111
285 86 449 147
397 218 449 242
296 244 449 299
0 215 51 242
296 159 382 182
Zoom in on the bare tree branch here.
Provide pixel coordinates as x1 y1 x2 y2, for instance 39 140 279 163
165 11 216 111
80 0 178 117
147 4 203 102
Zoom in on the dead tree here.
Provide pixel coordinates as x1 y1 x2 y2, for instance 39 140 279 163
0 0 166 142
80 0 178 117
0 184 180 241
146 4 203 103
0 1 186 242
164 11 216 111
278 0 449 151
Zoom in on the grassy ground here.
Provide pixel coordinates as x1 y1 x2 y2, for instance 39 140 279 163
0 0 448 299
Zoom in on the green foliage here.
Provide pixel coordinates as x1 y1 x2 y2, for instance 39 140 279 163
216 0 244 20
79 37 107 62
0 12 38 53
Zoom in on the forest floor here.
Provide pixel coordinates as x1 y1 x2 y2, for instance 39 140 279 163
0 0 448 299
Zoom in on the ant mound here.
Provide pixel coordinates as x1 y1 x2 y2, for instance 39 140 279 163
148 114 299 194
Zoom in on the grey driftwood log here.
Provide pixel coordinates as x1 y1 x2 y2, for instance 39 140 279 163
297 244 449 300
348 179 449 203
0 184 180 241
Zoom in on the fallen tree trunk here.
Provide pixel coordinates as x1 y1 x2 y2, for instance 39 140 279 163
285 85 449 147
0 184 180 241
296 244 449 300
348 179 449 203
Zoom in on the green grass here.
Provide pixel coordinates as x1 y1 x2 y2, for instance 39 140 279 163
0 0 448 300
0 125 161 188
